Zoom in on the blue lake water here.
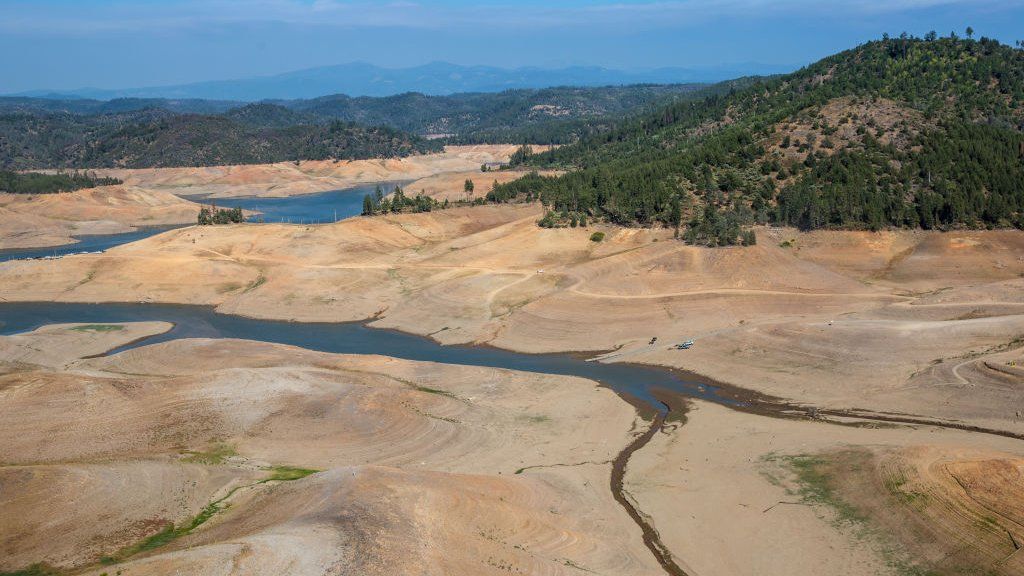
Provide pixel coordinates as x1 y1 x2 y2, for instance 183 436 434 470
188 183 404 225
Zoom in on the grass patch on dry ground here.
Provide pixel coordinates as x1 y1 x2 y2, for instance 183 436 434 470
262 465 318 482
97 464 320 567
69 324 124 332
783 454 865 525
0 565 61 576
98 489 239 564
883 469 930 510
769 452 935 576
180 442 237 465
242 273 266 293
411 384 459 398
517 414 551 424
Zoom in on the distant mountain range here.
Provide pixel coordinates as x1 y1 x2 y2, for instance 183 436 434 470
2 82 753 169
11 61 793 101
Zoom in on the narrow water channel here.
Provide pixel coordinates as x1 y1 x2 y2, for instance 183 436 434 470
0 302 737 412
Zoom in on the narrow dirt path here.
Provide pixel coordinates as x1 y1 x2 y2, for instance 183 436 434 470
569 287 905 300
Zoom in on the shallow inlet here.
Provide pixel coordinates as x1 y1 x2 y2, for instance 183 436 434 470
0 183 402 262
0 226 180 262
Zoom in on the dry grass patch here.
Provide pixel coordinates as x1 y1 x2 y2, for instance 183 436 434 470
785 447 1024 576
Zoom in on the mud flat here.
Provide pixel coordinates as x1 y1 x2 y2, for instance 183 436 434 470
4 318 1022 575
625 399 1024 576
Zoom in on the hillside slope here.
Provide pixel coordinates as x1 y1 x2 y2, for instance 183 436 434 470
493 35 1024 241
0 111 440 170
280 83 750 143
0 83 735 160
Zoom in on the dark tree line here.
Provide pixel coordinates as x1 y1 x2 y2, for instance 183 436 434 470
361 185 446 215
0 170 122 194
197 206 244 225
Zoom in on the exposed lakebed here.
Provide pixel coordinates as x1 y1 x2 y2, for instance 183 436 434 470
0 300 714 576
4 302 1006 576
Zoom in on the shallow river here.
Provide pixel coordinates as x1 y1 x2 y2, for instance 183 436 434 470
0 302 738 414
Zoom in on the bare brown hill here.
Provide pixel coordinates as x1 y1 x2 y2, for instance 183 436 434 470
0 325 654 575
0 185 201 249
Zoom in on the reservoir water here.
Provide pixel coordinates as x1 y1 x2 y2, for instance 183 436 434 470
188 183 403 225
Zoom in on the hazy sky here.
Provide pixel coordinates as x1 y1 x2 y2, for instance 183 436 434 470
2 0 1023 92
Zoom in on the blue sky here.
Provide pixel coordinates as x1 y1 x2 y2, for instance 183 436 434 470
2 0 1023 92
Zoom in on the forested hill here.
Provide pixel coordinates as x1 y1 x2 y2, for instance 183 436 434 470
0 83 728 169
280 83 748 144
491 34 1024 242
0 112 440 170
